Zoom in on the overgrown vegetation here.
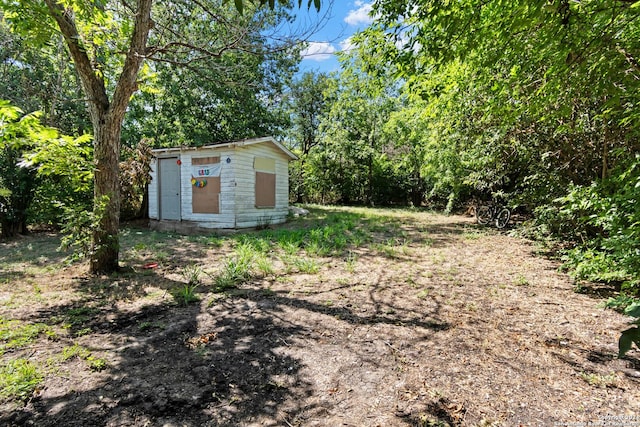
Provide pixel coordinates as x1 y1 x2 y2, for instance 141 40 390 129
282 2 640 306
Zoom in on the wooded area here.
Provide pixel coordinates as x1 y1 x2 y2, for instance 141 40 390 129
1 1 639 299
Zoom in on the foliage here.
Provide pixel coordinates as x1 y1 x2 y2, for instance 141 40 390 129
181 264 204 286
339 0 640 296
0 20 90 135
0 97 92 239
58 195 110 262
0 101 44 238
120 139 153 220
24 130 94 226
286 71 334 203
0 358 43 402
61 344 108 372
172 283 200 305
1 0 322 272
555 156 640 294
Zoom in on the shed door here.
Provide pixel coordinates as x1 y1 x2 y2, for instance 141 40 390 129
159 157 181 220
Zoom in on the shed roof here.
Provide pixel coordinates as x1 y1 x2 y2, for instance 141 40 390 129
151 136 298 160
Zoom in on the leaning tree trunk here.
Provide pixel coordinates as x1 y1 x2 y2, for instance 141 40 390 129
90 112 123 273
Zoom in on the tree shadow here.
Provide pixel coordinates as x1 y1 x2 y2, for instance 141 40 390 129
1 208 481 425
6 286 316 426
3 262 453 427
0 232 67 285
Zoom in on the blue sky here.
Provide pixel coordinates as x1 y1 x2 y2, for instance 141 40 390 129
291 1 374 74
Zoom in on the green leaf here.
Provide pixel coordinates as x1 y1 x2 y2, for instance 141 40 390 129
618 327 640 358
234 0 243 15
625 302 640 318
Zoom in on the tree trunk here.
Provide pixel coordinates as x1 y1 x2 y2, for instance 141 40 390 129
43 0 153 274
295 157 305 203
90 112 122 273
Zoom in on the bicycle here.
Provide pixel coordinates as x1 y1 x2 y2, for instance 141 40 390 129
475 202 511 229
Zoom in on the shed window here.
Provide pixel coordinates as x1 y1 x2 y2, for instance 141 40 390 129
254 157 276 208
192 156 221 214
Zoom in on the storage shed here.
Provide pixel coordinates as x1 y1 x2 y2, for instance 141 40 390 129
148 136 297 232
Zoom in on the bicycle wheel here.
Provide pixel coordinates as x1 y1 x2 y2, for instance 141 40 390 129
495 208 511 229
476 205 493 225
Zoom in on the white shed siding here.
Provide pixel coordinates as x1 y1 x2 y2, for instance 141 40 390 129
233 143 290 227
148 159 159 219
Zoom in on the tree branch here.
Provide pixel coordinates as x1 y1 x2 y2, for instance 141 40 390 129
111 0 153 119
43 0 109 114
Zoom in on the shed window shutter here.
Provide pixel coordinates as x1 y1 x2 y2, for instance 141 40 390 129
192 156 220 214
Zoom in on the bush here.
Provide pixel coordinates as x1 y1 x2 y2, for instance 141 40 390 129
552 156 640 295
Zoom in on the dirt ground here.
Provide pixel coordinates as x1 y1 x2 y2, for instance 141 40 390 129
1 208 639 426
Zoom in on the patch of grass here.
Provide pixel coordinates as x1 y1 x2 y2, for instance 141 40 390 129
462 230 485 240
61 344 108 372
255 255 275 277
0 358 43 401
214 246 254 290
373 238 405 258
74 327 92 337
62 343 91 361
138 321 164 331
181 264 203 286
579 371 618 388
171 284 200 305
417 289 430 299
293 257 320 274
235 234 271 255
0 318 53 355
514 274 530 286
153 250 170 263
278 240 300 256
62 306 99 328
345 251 358 273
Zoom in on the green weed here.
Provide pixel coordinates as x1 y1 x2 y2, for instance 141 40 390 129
0 358 43 401
181 264 203 286
417 289 430 299
0 318 52 355
255 255 275 277
138 322 164 331
579 371 618 388
62 343 91 361
60 344 108 372
172 284 200 305
514 274 530 286
62 306 99 327
214 247 254 290
293 257 320 274
345 251 357 273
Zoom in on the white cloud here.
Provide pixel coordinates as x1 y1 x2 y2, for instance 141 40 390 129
300 42 337 61
344 1 373 26
339 37 355 53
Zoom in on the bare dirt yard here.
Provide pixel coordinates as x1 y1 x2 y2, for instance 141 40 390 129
0 206 638 426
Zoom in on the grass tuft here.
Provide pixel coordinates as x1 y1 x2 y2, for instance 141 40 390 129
0 358 43 401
